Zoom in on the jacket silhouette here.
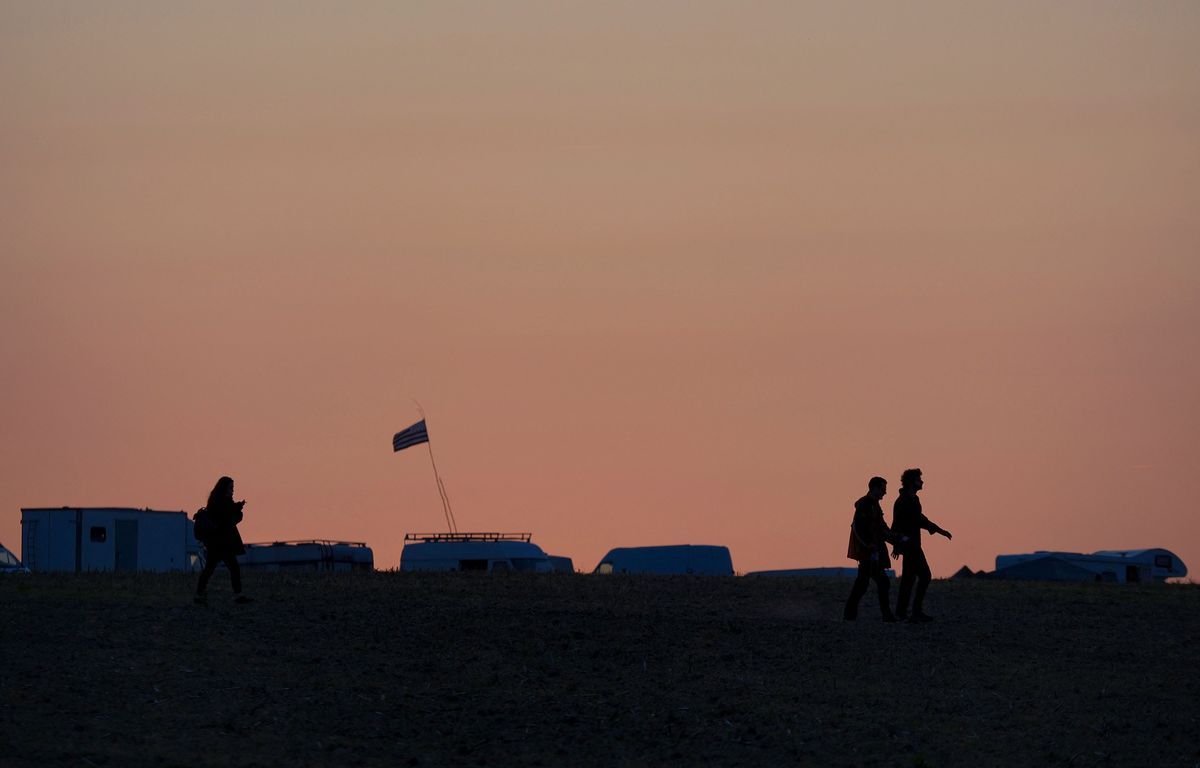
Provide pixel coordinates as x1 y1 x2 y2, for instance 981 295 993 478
891 492 941 556
847 494 891 563
202 494 246 559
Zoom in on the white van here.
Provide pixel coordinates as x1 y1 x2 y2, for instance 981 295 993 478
593 545 734 575
400 532 554 573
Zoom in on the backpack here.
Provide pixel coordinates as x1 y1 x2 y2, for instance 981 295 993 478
192 508 216 544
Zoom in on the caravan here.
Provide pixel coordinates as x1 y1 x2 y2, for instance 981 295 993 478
20 507 201 573
993 548 1187 583
240 540 374 572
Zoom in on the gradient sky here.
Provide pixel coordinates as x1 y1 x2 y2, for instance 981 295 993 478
3 2 1198 577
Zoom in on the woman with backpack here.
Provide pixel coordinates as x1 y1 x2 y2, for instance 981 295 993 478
194 475 252 605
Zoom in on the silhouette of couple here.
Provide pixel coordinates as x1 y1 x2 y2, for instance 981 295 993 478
844 468 952 622
193 476 253 605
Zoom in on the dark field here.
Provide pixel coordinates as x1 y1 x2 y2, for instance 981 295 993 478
2 573 1198 767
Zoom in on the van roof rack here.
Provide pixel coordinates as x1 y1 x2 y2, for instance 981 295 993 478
404 532 531 543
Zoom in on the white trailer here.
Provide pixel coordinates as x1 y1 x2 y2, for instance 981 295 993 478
593 545 734 575
400 532 554 573
239 540 374 572
993 548 1187 583
20 507 201 573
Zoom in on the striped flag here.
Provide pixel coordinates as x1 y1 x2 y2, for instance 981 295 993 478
392 419 430 452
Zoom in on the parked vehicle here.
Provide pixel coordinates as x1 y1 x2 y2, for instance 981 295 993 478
992 548 1187 583
400 532 554 573
20 507 200 573
593 545 734 575
1 541 28 574
239 540 374 572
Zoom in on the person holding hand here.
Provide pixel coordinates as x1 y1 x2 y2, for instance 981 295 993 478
844 476 900 622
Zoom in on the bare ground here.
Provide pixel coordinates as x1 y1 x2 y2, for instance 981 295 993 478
2 572 1198 767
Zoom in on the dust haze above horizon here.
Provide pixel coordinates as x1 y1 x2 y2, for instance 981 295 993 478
2 1 1198 576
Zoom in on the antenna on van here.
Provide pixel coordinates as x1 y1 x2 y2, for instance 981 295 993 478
413 400 458 534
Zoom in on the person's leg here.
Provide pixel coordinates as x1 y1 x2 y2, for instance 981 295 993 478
896 554 915 618
195 553 218 600
872 563 896 621
912 549 933 616
225 555 242 595
844 561 871 619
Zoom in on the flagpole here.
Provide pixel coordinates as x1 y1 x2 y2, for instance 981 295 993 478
408 400 458 535
425 436 457 534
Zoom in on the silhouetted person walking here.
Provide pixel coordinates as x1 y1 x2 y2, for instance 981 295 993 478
844 476 898 622
891 468 951 622
194 476 252 605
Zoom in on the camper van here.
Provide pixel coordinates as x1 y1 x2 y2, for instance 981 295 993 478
400 532 554 573
239 540 374 572
20 507 201 573
593 545 734 575
993 548 1187 583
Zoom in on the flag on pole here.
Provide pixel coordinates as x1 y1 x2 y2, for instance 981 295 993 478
392 419 430 452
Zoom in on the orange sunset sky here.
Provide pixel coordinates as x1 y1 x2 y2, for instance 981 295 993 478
2 2 1198 577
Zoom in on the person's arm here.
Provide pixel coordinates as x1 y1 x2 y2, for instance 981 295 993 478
920 513 951 539
888 501 910 556
877 514 904 560
883 519 904 546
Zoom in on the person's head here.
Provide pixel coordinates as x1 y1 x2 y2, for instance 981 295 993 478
868 476 887 500
900 468 924 493
208 476 234 506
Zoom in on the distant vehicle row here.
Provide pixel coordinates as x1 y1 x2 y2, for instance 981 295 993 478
7 507 1190 583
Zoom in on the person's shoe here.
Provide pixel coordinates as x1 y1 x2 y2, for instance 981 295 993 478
881 614 898 623
193 594 208 606
894 612 907 622
233 595 254 604
909 612 934 623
